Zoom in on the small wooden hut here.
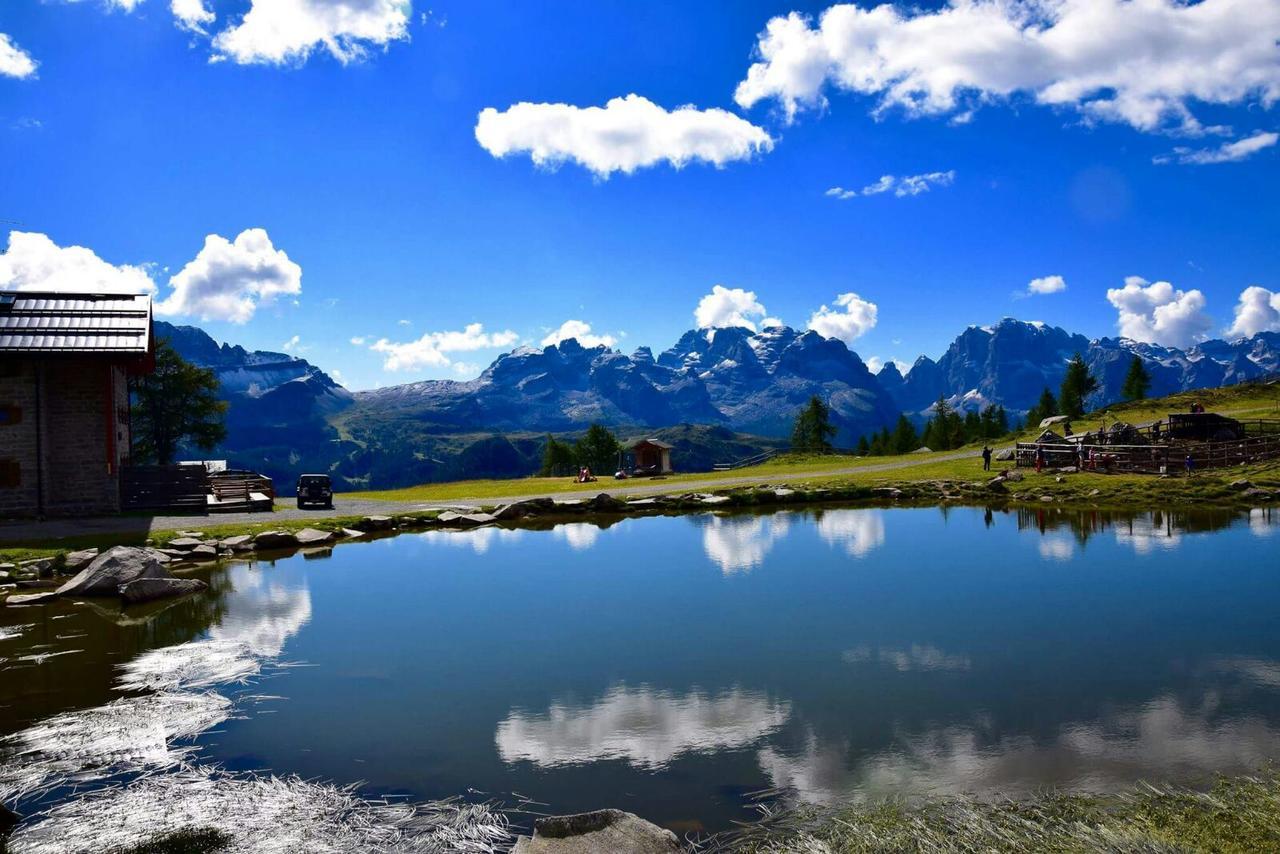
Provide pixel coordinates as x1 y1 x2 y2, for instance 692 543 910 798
631 439 674 475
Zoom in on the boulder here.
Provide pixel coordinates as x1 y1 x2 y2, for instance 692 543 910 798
871 487 902 499
64 549 99 572
437 511 496 527
985 477 1008 493
696 494 731 505
1004 470 1024 482
341 528 365 539
626 498 661 508
513 809 680 854
167 537 205 551
357 515 395 531
295 528 337 546
19 558 54 579
253 530 300 550
159 548 191 560
219 535 254 551
120 577 209 605
57 546 170 597
586 493 628 513
995 448 1015 461
1242 488 1273 500
144 548 173 564
1230 479 1254 491
492 503 527 521
6 590 61 607
187 545 219 561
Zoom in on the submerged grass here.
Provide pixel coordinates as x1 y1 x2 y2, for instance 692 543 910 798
710 772 1280 853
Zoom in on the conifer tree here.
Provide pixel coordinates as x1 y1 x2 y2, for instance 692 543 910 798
790 396 837 452
1059 353 1099 419
1121 355 1152 401
891 414 919 454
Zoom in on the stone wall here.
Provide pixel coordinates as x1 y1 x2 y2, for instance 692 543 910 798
0 358 127 518
0 360 40 517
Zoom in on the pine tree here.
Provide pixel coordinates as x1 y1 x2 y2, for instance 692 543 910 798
790 395 837 452
1026 387 1058 429
1059 353 1099 419
963 410 982 443
891 415 919 454
927 395 956 450
994 405 1009 436
856 435 871 456
539 435 576 476
1121 355 1152 401
130 338 228 465
573 424 621 475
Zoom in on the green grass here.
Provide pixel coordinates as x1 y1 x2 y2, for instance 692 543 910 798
718 772 1280 853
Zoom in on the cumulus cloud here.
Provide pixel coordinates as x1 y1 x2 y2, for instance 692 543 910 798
369 323 518 372
734 0 1280 135
815 509 885 557
541 319 617 349
863 171 954 197
1027 274 1067 295
210 0 411 66
1155 130 1279 165
0 33 38 80
172 0 216 34
807 292 878 344
0 231 156 294
1226 286 1280 339
825 186 858 200
157 229 301 324
475 94 773 178
865 356 909 375
496 684 790 769
695 285 770 331
1105 276 1212 348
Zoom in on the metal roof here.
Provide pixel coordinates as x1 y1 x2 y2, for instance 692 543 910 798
0 292 152 354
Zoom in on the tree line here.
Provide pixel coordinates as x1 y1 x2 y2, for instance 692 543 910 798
539 424 622 476
1025 353 1150 430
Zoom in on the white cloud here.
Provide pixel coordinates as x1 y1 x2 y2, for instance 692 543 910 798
475 94 773 178
0 231 156 294
369 323 518 371
172 0 215 34
540 319 618 349
1106 276 1212 348
280 335 301 352
349 336 366 346
496 684 790 769
734 0 1280 135
0 33 38 80
694 284 769 331
866 356 908 374
210 0 411 66
1155 130 1279 165
807 292 878 344
815 509 885 557
157 228 301 324
853 171 954 197
1027 274 1067 295
1226 286 1280 339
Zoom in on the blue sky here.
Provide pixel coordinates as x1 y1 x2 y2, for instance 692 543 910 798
1 0 1278 389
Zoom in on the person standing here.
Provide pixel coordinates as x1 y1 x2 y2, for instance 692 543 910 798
982 445 992 471
1185 454 1194 477
1035 445 1046 473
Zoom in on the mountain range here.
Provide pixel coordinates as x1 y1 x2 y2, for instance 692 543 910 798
155 319 1279 490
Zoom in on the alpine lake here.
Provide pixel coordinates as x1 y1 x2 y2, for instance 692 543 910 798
3 503 1280 845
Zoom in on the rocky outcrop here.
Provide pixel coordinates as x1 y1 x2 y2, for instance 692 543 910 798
119 577 209 605
513 809 681 854
57 547 170 597
295 528 337 546
253 531 300 550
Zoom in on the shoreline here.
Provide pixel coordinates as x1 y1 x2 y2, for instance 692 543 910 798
2 470 1276 580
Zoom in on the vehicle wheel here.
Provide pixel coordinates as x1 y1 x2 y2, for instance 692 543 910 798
296 501 303 509
326 501 334 510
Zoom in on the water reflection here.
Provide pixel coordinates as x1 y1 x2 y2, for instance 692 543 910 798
816 509 886 558
418 526 525 554
496 685 791 769
760 689 1280 805
842 644 970 672
553 523 602 551
701 514 792 574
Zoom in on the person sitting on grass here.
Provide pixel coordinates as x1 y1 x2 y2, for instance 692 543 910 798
576 466 597 483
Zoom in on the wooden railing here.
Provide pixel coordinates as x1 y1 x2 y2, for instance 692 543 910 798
121 465 210 512
1015 419 1280 473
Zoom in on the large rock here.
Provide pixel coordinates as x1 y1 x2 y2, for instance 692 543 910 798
357 515 395 531
5 590 60 607
295 528 337 545
253 530 300 550
167 537 205 551
586 493 629 513
120 577 209 605
219 535 255 552
64 549 99 572
437 511 497 527
57 546 170 597
513 810 681 854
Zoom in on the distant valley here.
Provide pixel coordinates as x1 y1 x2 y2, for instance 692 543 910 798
157 320 1280 491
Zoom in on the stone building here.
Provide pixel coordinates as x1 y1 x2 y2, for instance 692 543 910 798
0 292 153 518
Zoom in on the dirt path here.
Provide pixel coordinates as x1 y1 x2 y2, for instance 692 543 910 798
0 448 985 544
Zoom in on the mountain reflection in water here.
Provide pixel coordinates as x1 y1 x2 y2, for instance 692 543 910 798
0 504 1278 837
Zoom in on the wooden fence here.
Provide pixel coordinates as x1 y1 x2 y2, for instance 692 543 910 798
1015 419 1280 474
120 465 211 512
